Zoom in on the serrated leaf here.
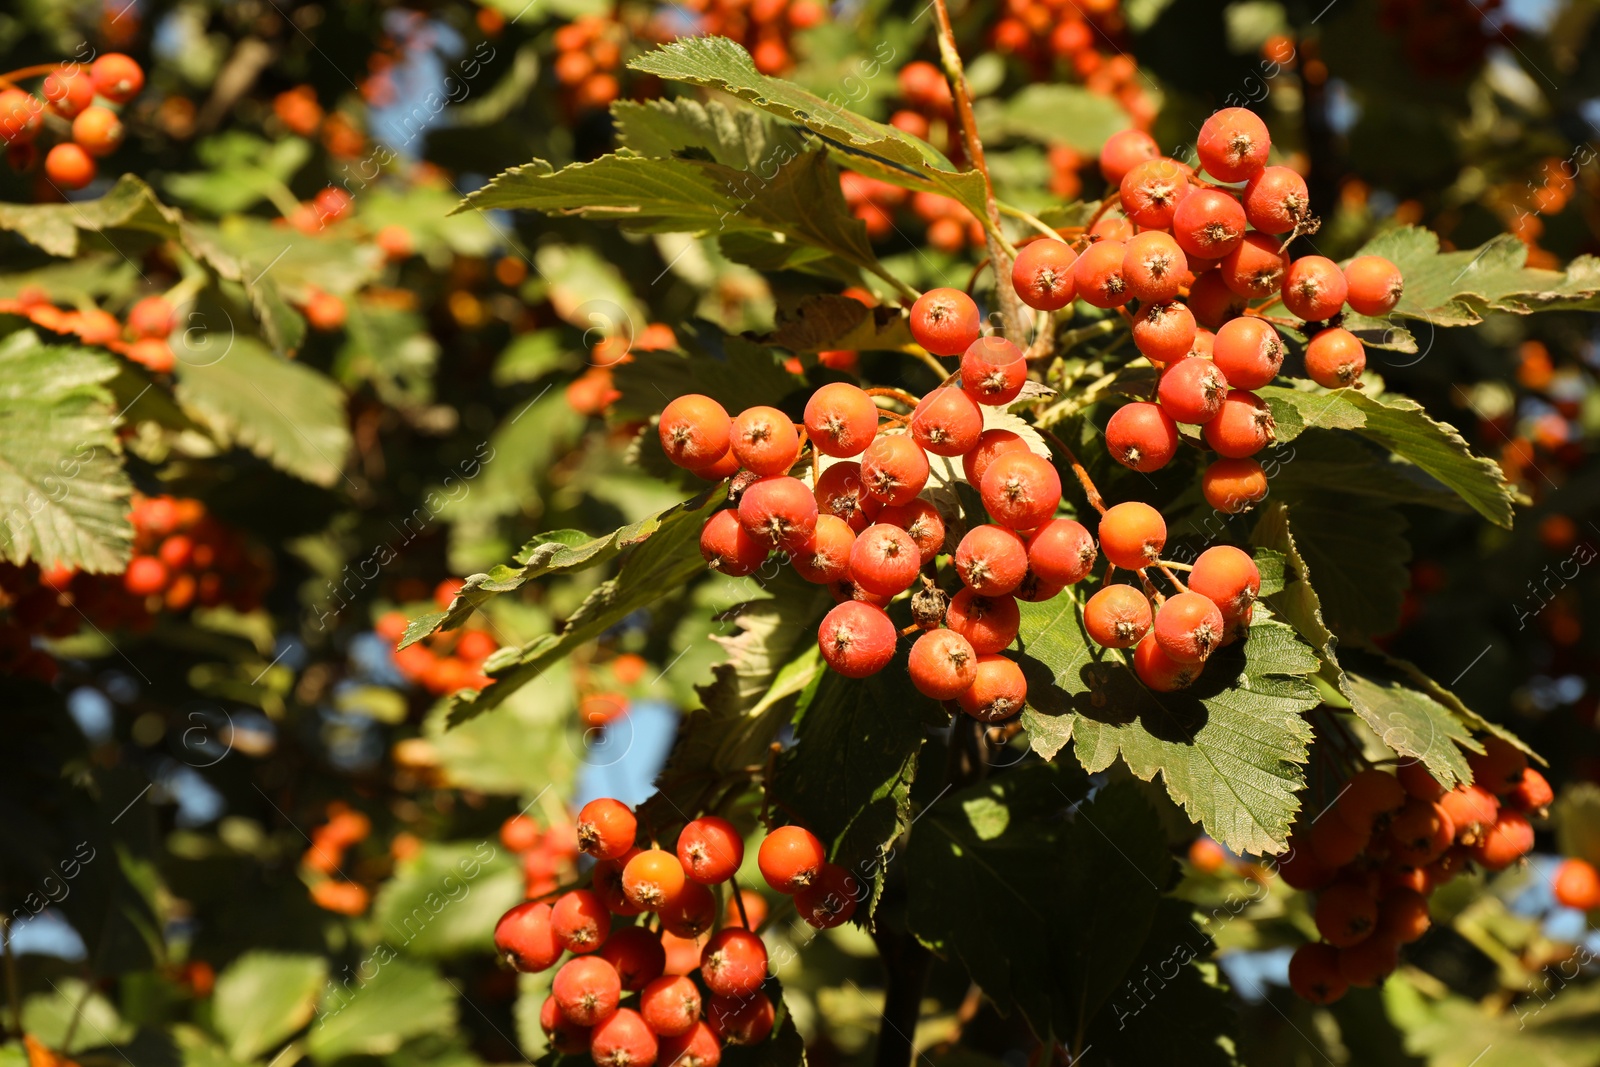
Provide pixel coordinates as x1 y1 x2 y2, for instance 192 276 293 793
212 951 327 1061
173 337 352 487
1269 495 1410 642
626 37 991 222
434 391 583 523
334 301 440 407
1017 593 1319 855
1354 225 1600 326
445 489 725 725
0 331 133 572
1260 384 1513 527
1384 972 1600 1067
906 771 1170 1040
773 638 940 916
1268 429 1473 513
370 842 523 956
613 98 806 170
306 957 456 1062
974 84 1131 154
764 294 914 353
425 660 578 795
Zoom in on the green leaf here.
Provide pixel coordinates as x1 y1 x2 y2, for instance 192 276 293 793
444 489 725 725
1259 384 1514 527
164 132 314 214
306 957 457 1063
492 330 578 386
610 329 801 421
764 294 915 354
974 84 1131 154
1354 225 1600 326
433 390 584 523
1017 593 1320 855
0 331 133 572
1267 430 1473 513
1269 495 1410 642
613 98 806 170
1553 783 1600 868
0 174 183 257
906 771 1171 1040
626 36 991 222
773 636 941 915
457 148 881 284
212 951 327 1061
335 302 440 407
1384 971 1600 1067
174 337 352 488
21 979 134 1054
425 659 578 795
370 842 524 957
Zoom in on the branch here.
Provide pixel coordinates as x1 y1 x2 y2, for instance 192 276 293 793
1040 429 1106 515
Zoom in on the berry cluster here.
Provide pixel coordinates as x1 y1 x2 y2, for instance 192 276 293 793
0 289 180 371
494 798 827 1066
1284 740 1546 1004
304 803 373 916
987 1 1157 128
272 84 367 160
379 583 498 696
1 54 144 191
501 813 583 899
653 0 823 76
553 17 626 111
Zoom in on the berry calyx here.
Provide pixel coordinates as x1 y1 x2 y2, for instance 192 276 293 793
909 288 981 355
1122 231 1188 304
1202 389 1276 458
1187 545 1261 621
1106 402 1180 472
1197 107 1271 182
908 628 979 699
640 975 702 1038
962 428 1030 489
1119 157 1190 230
658 880 717 939
700 509 769 577
859 435 930 506
794 863 861 928
1212 317 1284 390
1153 591 1226 663
71 106 124 157
944 588 1020 654
849 523 922 597
817 600 897 678
700 928 769 997
1131 301 1197 364
658 1021 721 1067
1282 255 1349 322
791 513 856 585
589 1008 657 1067
954 524 1029 597
494 901 562 973
1073 239 1130 309
1171 187 1247 260
551 889 612 952
1242 166 1311 234
737 476 817 552
1133 632 1202 690
732 406 801 476
1314 880 1378 948
878 499 945 565
598 926 667 991
1288 942 1347 1005
814 461 880 530
1220 232 1288 299
621 848 687 911
90 54 145 103
552 956 623 1026
1156 354 1229 424
1025 519 1097 586
1343 255 1404 317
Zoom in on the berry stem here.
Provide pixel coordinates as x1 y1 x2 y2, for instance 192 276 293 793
866 386 923 409
759 740 781 831
1078 193 1122 241
1154 563 1189 593
997 203 1068 242
0 63 65 89
1039 429 1106 515
1032 320 1119 362
730 876 753 929
1155 560 1194 571
927 0 1027 337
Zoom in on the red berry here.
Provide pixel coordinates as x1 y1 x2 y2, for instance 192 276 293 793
732 406 801 476
1288 943 1348 1005
1304 328 1366 389
590 1007 658 1067
1188 545 1261 621
1397 760 1446 802
658 880 717 939
541 994 591 1053
707 992 774 1045
701 928 769 996
551 889 612 953
1282 255 1348 322
1133 632 1203 690
1467 736 1528 795
1554 859 1600 911
676 817 744 884
879 499 945 565
1378 888 1432 945
1197 107 1271 182
577 798 637 861
1201 457 1269 513
599 926 667 991
792 513 856 584
658 1021 720 1067
758 825 826 892
955 525 1029 596
1073 239 1130 309
849 523 922 597
944 589 1020 654
1188 271 1247 330
90 54 144 103
1083 585 1154 648
1220 232 1288 299
0 89 42 145
817 600 897 677
955 654 1027 722
804 383 878 458
1132 301 1197 363
738 476 817 552
1212 317 1285 390
909 288 981 356
1122 231 1188 304
494 902 562 972
1157 356 1229 424
911 386 984 457
640 975 702 1037
960 336 1028 406
1202 389 1276 458
701 509 769 577
41 68 94 119
1171 187 1247 260
660 395 733 470
1242 166 1311 234
962 428 1029 488
1439 785 1500 840
859 435 930 506
1120 157 1191 229
795 862 862 928
124 555 169 596
553 956 622 1026
1388 798 1455 865
1097 502 1166 570
500 814 540 853
45 142 96 190
1099 128 1160 184
127 296 175 340
908 628 979 699
622 849 687 911
814 461 881 530
1011 241 1078 311
70 106 123 157
1106 402 1180 472
1025 519 1097 586
1314 881 1379 948
979 451 1061 530
1509 767 1554 812
1343 255 1404 317
1154 591 1226 663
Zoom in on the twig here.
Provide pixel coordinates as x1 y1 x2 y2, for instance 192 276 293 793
759 741 781 831
1154 563 1190 593
866 386 922 408
1040 429 1106 514
998 203 1068 242
731 878 753 929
